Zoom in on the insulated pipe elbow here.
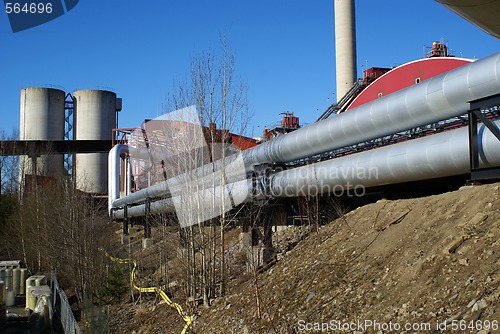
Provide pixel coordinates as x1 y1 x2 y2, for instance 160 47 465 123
108 144 129 215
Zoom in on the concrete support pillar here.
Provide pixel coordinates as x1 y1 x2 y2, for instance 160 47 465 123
142 238 153 249
142 219 152 249
143 221 151 239
121 220 129 245
240 227 261 271
262 219 276 265
334 0 357 100
239 232 252 249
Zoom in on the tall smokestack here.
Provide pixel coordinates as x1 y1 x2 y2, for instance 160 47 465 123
334 0 357 101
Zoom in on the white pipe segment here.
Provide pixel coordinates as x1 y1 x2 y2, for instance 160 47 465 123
111 120 500 220
109 53 500 214
111 178 254 220
110 151 245 209
108 144 129 214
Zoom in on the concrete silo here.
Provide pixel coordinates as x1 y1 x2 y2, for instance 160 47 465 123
74 90 118 193
19 87 66 180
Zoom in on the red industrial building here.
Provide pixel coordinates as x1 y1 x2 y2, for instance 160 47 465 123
348 43 470 110
263 112 301 141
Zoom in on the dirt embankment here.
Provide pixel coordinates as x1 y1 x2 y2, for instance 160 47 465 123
107 183 500 333
190 183 500 333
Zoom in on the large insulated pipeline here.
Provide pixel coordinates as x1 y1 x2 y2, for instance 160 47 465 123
112 178 253 219
110 120 500 220
243 52 500 166
110 52 500 213
268 120 500 197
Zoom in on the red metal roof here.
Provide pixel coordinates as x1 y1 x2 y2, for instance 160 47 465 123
347 57 472 110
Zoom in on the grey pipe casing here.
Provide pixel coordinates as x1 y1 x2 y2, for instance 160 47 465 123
111 120 500 220
112 178 253 220
110 52 500 214
268 121 500 197
244 52 500 166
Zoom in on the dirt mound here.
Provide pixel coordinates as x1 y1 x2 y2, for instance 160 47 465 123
190 183 500 333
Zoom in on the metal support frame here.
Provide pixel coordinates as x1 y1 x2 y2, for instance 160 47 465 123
122 205 129 236
64 93 75 178
251 164 271 206
144 198 152 239
468 93 500 181
144 221 152 239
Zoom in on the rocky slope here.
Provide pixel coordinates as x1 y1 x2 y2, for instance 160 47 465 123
191 183 500 333
109 182 500 333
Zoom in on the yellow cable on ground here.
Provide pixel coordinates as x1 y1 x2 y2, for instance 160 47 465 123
101 249 192 334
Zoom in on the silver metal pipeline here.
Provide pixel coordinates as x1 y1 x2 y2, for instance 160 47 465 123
111 178 254 220
268 120 500 197
110 151 245 209
243 52 500 166
110 120 500 220
109 52 500 214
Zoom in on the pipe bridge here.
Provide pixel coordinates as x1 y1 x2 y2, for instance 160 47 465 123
108 52 500 226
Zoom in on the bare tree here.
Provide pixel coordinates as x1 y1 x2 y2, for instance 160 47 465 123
4 174 113 301
0 129 20 195
160 36 250 304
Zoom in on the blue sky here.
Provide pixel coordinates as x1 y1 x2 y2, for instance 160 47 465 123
0 0 498 138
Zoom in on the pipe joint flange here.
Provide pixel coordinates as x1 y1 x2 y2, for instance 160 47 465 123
251 163 273 201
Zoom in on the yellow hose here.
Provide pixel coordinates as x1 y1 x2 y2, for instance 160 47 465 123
101 249 192 334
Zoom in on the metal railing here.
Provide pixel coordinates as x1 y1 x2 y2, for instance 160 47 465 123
52 273 82 334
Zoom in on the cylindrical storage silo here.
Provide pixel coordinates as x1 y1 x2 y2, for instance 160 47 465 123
0 281 5 329
74 90 117 193
5 288 14 307
25 276 38 309
27 286 37 311
4 269 12 292
12 268 20 295
0 281 4 305
19 88 66 181
19 269 27 295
